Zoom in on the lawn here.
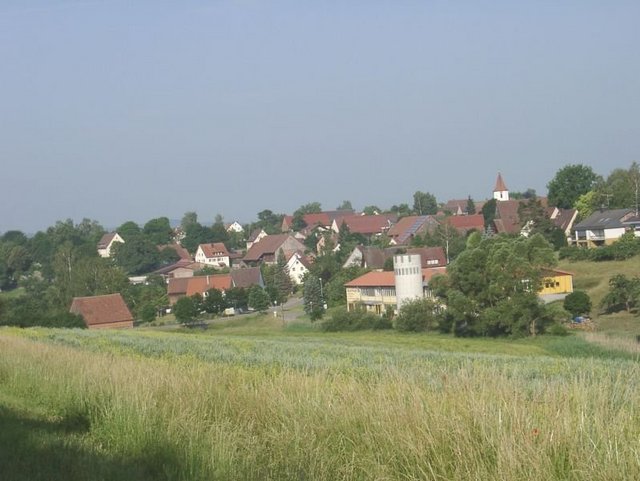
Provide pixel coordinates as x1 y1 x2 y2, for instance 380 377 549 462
1 325 639 481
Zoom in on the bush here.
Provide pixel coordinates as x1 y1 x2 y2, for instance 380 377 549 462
563 291 592 317
546 323 569 336
321 308 392 332
393 298 439 332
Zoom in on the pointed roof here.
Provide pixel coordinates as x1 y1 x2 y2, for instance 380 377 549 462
70 294 133 328
494 173 508 192
198 242 229 258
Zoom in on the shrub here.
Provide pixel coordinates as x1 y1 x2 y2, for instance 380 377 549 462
321 308 392 332
563 291 592 317
393 298 439 332
547 323 569 336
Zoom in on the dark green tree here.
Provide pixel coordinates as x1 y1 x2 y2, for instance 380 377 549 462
117 221 142 240
248 285 271 312
143 217 173 245
337 200 353 211
174 296 199 324
394 298 438 332
601 274 640 313
413 191 438 215
465 196 476 215
303 275 324 320
111 236 161 275
547 164 600 209
481 199 497 229
563 291 592 317
202 288 226 315
225 287 248 311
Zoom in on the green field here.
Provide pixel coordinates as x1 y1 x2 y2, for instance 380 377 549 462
1 322 639 481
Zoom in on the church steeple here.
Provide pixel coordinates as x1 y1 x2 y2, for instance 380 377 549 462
493 173 509 201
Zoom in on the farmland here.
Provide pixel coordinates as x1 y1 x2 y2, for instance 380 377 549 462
1 324 639 481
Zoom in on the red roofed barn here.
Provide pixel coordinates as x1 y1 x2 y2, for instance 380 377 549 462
70 294 134 329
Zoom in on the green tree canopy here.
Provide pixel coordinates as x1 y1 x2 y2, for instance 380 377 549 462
547 164 600 209
413 191 438 215
303 275 324 321
143 217 173 245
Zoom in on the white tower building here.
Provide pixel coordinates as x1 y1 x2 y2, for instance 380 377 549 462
394 254 424 310
493 173 509 201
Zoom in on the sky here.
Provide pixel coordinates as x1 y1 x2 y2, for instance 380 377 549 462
1 0 639 233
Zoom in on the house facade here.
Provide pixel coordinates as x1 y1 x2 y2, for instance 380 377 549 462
573 209 636 247
243 234 306 266
195 243 230 268
97 232 124 258
285 252 312 285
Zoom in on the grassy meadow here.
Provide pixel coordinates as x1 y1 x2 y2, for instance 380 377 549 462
1 322 639 481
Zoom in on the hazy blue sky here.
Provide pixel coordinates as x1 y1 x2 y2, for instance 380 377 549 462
1 1 638 233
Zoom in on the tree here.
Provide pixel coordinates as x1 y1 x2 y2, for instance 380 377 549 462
202 288 226 314
210 214 230 243
336 200 353 211
465 196 476 215
547 164 599 209
248 285 271 312
181 211 199 231
563 291 592 318
601 274 640 313
294 202 322 216
256 209 284 234
481 199 497 229
393 298 438 332
225 287 248 311
174 296 199 325
117 221 142 240
574 190 600 221
362 205 381 215
600 162 640 211
143 217 173 245
111 236 161 275
303 275 324 321
413 191 438 215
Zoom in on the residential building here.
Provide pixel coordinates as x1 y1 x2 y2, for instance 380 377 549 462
243 234 306 266
70 294 134 329
440 214 485 236
97 232 124 258
167 269 264 304
342 245 446 270
246 228 268 250
285 251 312 285
345 264 446 315
386 215 439 245
331 214 398 239
281 210 353 233
539 269 574 303
225 221 244 233
195 243 230 268
572 208 636 247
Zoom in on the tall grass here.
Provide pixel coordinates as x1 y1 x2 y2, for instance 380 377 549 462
1 329 639 480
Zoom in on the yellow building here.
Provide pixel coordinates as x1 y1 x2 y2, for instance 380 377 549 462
539 269 574 297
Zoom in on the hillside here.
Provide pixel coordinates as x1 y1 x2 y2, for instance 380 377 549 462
558 256 640 337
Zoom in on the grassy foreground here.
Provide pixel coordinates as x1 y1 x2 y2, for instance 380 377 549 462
1 327 639 480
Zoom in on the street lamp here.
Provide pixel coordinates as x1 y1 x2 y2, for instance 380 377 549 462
319 277 327 310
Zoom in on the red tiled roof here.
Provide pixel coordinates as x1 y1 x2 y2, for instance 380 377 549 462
339 214 398 235
442 214 485 233
70 294 133 327
494 201 522 234
345 271 395 287
186 275 232 295
494 173 508 192
345 267 447 288
158 243 192 261
198 242 229 258
387 215 438 243
243 234 305 262
407 247 447 267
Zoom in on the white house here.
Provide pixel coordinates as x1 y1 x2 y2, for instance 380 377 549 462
573 209 636 247
194 243 231 268
97 232 124 258
286 252 312 285
226 221 244 234
246 228 268 250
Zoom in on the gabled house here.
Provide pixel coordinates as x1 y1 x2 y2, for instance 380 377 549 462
167 269 264 304
70 293 134 329
342 245 447 270
243 234 306 266
281 210 354 233
195 243 230 268
285 251 312 285
386 215 439 245
331 214 398 239
225 221 244 233
344 264 447 315
152 260 207 279
440 214 485 236
167 274 233 304
548 207 578 238
97 232 124 258
246 228 268 250
572 208 635 247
